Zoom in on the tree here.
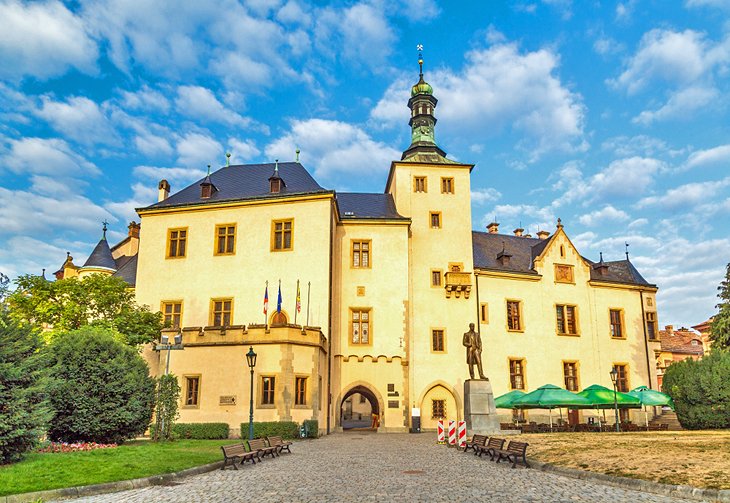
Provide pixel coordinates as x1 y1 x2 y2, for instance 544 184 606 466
0 312 48 463
7 273 163 346
46 327 156 444
152 374 180 441
710 262 730 350
662 351 730 429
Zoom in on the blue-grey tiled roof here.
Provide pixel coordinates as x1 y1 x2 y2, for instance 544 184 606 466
337 193 408 220
142 162 329 210
113 254 137 287
82 238 117 271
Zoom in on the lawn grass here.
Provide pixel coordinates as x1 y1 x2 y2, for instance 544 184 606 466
515 430 730 490
0 439 231 496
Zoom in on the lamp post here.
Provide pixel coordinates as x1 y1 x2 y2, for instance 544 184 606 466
155 333 184 438
246 346 257 440
609 367 620 433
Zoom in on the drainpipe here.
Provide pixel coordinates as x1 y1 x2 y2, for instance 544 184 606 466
326 198 335 434
639 291 652 389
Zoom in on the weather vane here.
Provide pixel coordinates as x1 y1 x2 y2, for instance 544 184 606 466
417 44 424 75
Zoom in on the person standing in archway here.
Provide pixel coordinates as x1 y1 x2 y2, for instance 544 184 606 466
371 411 379 429
463 322 487 380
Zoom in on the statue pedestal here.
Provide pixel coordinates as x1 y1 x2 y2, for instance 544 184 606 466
464 379 501 435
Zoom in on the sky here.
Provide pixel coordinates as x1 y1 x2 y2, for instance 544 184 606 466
0 0 729 328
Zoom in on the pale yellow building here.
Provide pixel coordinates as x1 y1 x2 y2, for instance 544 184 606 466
68 64 661 435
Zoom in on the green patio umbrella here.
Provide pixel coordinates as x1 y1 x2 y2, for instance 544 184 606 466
628 386 675 428
494 389 526 409
511 384 592 430
577 384 641 429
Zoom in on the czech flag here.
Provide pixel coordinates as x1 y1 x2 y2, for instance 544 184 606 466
263 285 269 315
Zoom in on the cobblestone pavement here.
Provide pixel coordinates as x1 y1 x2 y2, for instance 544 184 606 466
63 433 708 503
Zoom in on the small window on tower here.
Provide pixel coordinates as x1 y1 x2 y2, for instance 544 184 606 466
414 176 427 193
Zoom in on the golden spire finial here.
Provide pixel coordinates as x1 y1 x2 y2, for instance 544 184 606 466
417 44 424 76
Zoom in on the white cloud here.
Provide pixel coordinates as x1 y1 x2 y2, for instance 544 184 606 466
104 182 158 224
685 144 730 169
600 135 671 157
276 1 312 25
227 138 261 163
398 0 441 20
628 218 648 229
685 0 730 9
593 37 624 56
637 177 730 209
371 41 586 160
0 0 97 80
0 236 70 279
35 96 119 146
578 205 630 226
132 166 206 187
134 134 174 158
471 188 502 205
632 86 718 125
481 203 556 232
176 133 223 168
174 86 250 127
1 137 100 177
120 85 170 113
265 119 399 182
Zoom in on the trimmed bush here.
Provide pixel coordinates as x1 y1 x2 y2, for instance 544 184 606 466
662 350 730 430
240 421 298 440
303 419 319 438
151 423 229 439
46 327 155 444
0 313 48 464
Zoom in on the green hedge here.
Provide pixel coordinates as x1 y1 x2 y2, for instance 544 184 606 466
303 419 319 438
240 421 299 439
150 423 229 439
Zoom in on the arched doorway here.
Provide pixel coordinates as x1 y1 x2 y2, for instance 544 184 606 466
340 385 380 431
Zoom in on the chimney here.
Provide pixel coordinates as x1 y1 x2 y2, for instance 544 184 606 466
128 221 140 238
487 222 499 234
524 233 532 238
158 179 170 202
513 227 524 237
537 230 550 240
592 252 609 276
665 325 674 335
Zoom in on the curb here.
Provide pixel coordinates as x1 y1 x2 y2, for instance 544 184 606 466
528 458 730 502
2 461 224 503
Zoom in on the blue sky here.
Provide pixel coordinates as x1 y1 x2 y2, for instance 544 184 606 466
1 0 729 328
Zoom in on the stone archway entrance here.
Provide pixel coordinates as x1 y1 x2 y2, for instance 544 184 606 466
340 385 380 431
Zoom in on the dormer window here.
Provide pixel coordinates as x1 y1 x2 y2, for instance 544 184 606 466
201 183 214 198
270 178 281 193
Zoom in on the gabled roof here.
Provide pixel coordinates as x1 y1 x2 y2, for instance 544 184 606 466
141 162 329 210
586 258 655 287
659 328 704 355
113 255 137 287
337 193 408 221
82 238 117 271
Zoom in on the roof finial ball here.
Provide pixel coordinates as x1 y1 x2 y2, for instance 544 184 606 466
417 43 424 76
226 152 231 167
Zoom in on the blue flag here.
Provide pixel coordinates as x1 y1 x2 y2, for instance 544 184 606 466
277 284 282 313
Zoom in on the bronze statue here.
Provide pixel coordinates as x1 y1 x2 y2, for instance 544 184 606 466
463 323 487 380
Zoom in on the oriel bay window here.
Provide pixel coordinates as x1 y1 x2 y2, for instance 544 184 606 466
215 224 236 255
162 301 182 329
167 228 187 258
509 359 525 390
210 298 233 326
351 308 371 344
272 219 293 251
352 240 370 268
556 305 578 335
261 376 275 405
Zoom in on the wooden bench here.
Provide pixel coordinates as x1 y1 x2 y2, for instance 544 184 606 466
220 443 258 470
464 434 488 454
267 435 292 454
248 438 279 459
476 437 505 459
494 440 530 468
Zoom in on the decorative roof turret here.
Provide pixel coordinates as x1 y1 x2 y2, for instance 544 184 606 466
200 165 218 199
268 159 286 194
81 222 117 272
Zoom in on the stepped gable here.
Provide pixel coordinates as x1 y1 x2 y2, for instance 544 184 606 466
337 193 408 220
144 162 330 210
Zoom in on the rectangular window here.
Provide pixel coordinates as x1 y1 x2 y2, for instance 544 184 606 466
352 240 370 268
507 300 522 331
167 228 187 258
613 364 629 392
556 305 578 335
414 176 427 193
646 312 657 340
432 399 445 419
431 269 442 287
215 224 236 255
162 301 183 329
261 376 275 405
211 298 233 327
480 303 489 324
554 264 574 283
441 177 454 194
563 362 579 391
429 211 441 228
184 376 200 406
351 308 370 344
295 377 307 406
272 219 293 251
509 359 525 390
432 329 445 352
610 309 624 338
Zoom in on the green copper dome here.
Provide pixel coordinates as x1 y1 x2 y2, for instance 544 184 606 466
411 75 433 97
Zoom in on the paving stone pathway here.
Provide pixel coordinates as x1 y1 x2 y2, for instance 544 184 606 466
63 433 708 502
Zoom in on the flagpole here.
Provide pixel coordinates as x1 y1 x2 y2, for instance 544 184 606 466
264 280 268 328
294 279 300 326
306 281 311 327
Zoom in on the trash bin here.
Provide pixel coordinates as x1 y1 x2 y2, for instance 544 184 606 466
410 407 421 433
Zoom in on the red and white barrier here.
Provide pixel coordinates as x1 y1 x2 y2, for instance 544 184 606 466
448 420 456 446
437 420 445 444
457 421 466 448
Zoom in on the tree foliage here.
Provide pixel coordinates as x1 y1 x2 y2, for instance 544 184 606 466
46 327 156 444
152 374 180 441
0 311 48 464
710 262 730 350
662 350 730 429
7 273 162 345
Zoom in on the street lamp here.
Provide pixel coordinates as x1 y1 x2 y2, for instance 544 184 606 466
246 346 257 440
155 332 184 438
609 367 620 433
